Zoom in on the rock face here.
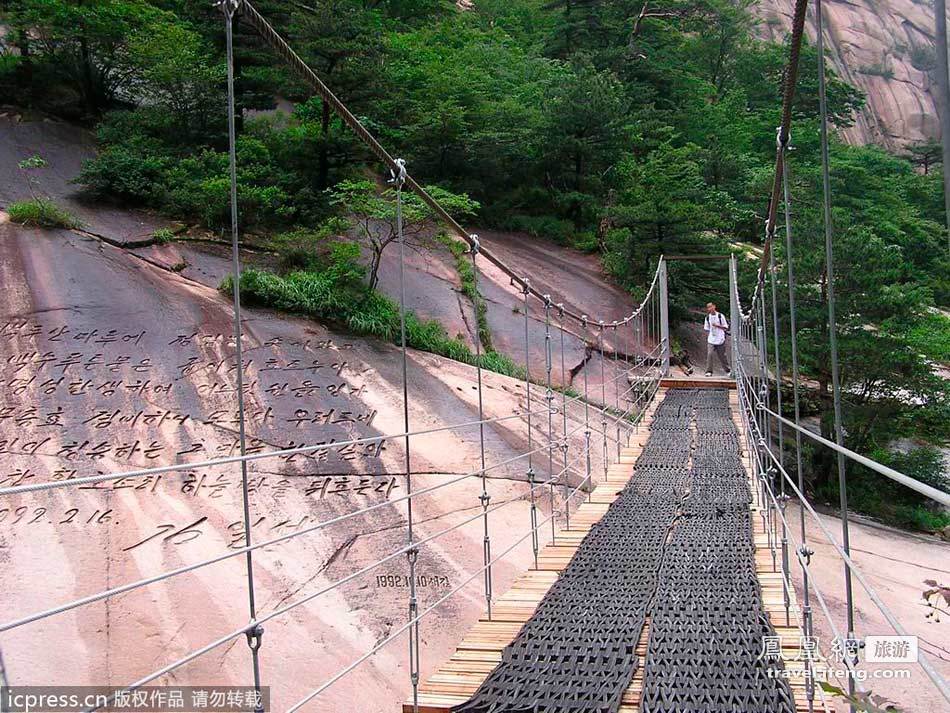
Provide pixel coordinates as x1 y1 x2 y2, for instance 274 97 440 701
0 116 645 712
755 0 941 150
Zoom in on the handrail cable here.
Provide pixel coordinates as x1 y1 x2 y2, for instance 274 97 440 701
90 453 584 711
1 419 589 636
735 361 950 703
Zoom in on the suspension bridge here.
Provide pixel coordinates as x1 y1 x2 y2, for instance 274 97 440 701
1 0 949 712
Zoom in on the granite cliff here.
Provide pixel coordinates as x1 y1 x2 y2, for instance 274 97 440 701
756 0 940 150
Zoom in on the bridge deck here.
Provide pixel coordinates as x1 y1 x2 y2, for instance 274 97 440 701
404 388 829 713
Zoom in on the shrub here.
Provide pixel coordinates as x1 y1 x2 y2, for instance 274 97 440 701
815 445 950 533
220 240 527 380
909 45 936 73
77 142 170 203
152 227 175 244
858 62 894 80
507 214 575 244
7 199 81 229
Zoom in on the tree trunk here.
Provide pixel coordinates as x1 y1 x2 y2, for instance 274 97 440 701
79 32 97 115
368 250 381 291
318 98 330 189
14 27 33 105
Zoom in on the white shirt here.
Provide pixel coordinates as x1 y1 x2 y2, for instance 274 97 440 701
704 312 728 345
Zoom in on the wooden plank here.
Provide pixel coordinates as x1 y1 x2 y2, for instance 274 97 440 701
403 388 829 713
401 391 665 712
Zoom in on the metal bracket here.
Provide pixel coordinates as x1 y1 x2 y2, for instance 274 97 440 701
388 157 407 188
244 623 264 652
216 0 242 19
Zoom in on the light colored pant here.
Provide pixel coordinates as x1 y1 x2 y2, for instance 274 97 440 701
706 342 730 373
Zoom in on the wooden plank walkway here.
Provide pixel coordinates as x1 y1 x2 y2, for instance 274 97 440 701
403 384 828 713
660 376 736 389
403 388 666 713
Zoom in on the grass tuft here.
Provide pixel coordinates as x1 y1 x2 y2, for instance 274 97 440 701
7 198 81 229
219 243 526 380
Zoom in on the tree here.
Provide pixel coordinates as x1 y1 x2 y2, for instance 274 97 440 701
771 142 949 496
540 57 630 225
604 143 730 311
124 22 224 136
902 140 943 175
289 0 384 189
329 180 478 290
2 0 166 115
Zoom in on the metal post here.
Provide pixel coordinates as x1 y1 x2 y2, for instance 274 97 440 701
658 258 670 376
558 307 571 529
468 237 492 620
729 255 739 374
582 316 593 503
816 1 857 694
223 6 264 707
613 322 621 460
598 323 608 482
543 298 557 545
522 281 539 569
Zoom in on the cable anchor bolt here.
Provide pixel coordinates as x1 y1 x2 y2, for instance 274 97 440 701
388 157 407 188
215 0 242 18
406 545 419 566
244 623 264 652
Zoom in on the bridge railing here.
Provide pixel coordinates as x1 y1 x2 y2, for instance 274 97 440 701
729 252 950 709
0 3 672 709
0 273 665 711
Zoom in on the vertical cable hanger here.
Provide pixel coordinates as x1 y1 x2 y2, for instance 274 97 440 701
221 3 264 707
390 158 421 713
521 281 539 569
815 0 857 696
557 305 571 528
468 236 493 621
543 298 557 544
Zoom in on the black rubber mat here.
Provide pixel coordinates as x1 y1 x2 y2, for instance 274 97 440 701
452 389 795 713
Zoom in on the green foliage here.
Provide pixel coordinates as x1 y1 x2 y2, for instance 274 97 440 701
222 244 523 379
815 446 950 533
17 154 47 170
859 61 894 80
442 235 494 352
7 198 80 229
151 227 175 244
330 178 478 288
909 44 936 72
1 0 169 116
903 311 950 363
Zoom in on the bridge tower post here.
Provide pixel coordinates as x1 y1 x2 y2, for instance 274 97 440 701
728 254 739 372
658 257 670 376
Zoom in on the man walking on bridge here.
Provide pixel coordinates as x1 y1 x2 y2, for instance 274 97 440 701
704 302 731 377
